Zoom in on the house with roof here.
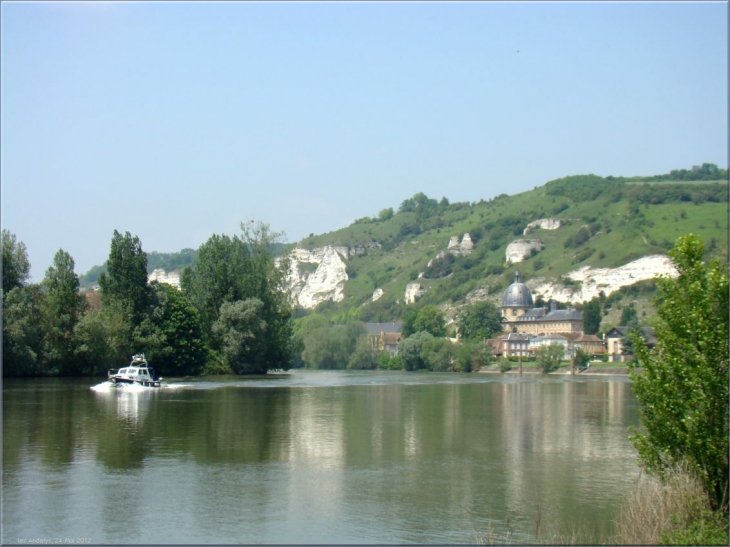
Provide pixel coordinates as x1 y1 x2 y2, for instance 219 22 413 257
501 272 584 336
364 322 404 355
605 326 657 363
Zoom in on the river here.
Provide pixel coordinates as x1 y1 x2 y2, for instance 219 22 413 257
2 370 641 544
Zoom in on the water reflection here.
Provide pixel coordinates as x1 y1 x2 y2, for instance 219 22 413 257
3 374 641 544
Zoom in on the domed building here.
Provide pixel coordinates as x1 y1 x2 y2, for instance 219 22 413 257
501 271 534 320
500 271 584 336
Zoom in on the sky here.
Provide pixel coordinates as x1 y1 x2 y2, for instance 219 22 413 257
2 1 728 282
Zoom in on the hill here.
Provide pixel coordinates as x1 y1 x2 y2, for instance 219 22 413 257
80 165 728 332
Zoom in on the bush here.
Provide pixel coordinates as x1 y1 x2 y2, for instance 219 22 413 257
498 357 512 373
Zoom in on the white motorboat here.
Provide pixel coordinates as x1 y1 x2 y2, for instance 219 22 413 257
106 354 163 388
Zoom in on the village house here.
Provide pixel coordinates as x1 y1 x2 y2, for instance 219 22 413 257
605 326 657 363
364 322 404 355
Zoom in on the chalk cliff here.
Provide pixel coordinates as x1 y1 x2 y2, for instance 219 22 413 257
284 246 349 309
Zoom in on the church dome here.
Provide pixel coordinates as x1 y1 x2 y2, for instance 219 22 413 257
501 271 534 308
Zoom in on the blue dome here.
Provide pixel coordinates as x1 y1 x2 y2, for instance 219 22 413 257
501 271 534 308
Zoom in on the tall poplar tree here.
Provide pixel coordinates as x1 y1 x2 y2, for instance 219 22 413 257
98 230 150 326
41 249 88 375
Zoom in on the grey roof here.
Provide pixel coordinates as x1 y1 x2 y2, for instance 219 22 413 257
364 322 403 335
542 308 583 322
501 271 534 308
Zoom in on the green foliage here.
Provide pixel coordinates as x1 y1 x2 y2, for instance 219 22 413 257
2 285 43 376
456 340 492 372
138 283 206 377
183 222 294 372
421 337 459 371
40 249 88 376
301 321 366 370
534 344 564 373
629 235 729 512
98 230 151 326
378 207 394 222
398 331 434 371
346 337 379 370
574 348 590 368
412 305 447 337
582 299 602 335
498 357 512 373
212 298 269 374
2 229 31 295
458 300 502 340
620 303 639 326
377 353 404 370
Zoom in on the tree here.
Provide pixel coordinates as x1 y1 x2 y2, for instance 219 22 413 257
582 299 602 335
346 337 379 370
183 222 294 372
212 298 269 374
301 322 365 370
398 331 434 371
413 305 447 337
2 285 43 376
535 344 564 373
98 230 150 326
458 301 503 340
41 249 88 376
629 234 728 512
137 282 206 377
421 337 458 371
2 229 31 295
456 340 492 372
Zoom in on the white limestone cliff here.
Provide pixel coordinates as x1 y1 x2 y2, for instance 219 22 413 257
284 246 349 309
405 283 426 304
505 239 544 263
372 288 384 302
531 255 678 304
148 269 181 289
523 218 562 236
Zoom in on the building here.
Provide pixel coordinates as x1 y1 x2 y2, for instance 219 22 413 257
501 272 583 336
364 322 404 355
605 326 657 363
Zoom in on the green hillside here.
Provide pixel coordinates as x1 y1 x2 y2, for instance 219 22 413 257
81 165 728 329
295 172 728 325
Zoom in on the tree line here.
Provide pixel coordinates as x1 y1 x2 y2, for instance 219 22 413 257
2 222 293 377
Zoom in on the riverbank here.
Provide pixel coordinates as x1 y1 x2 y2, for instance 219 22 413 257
478 364 631 375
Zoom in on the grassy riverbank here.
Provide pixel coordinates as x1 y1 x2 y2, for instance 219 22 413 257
475 466 729 545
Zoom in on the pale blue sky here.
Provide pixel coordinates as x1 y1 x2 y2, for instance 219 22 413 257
2 1 727 281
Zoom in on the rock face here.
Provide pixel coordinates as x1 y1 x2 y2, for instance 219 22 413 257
372 288 384 302
523 218 562 236
148 269 181 289
448 233 474 255
284 246 349 309
531 255 678 304
505 239 544 263
404 283 426 304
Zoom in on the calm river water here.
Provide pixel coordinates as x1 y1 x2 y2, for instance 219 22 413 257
3 371 642 544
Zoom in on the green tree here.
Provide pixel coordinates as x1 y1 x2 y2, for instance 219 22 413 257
458 301 503 340
421 337 458 371
398 331 434 371
98 230 150 326
301 322 365 370
629 234 729 512
346 337 379 370
41 249 88 376
2 229 31 295
413 305 447 337
456 340 492 372
183 222 294 371
378 207 394 222
138 282 206 377
582 298 602 335
2 285 44 377
535 344 564 373
212 298 269 374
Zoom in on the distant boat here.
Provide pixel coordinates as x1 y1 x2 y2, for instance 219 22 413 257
106 354 163 388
